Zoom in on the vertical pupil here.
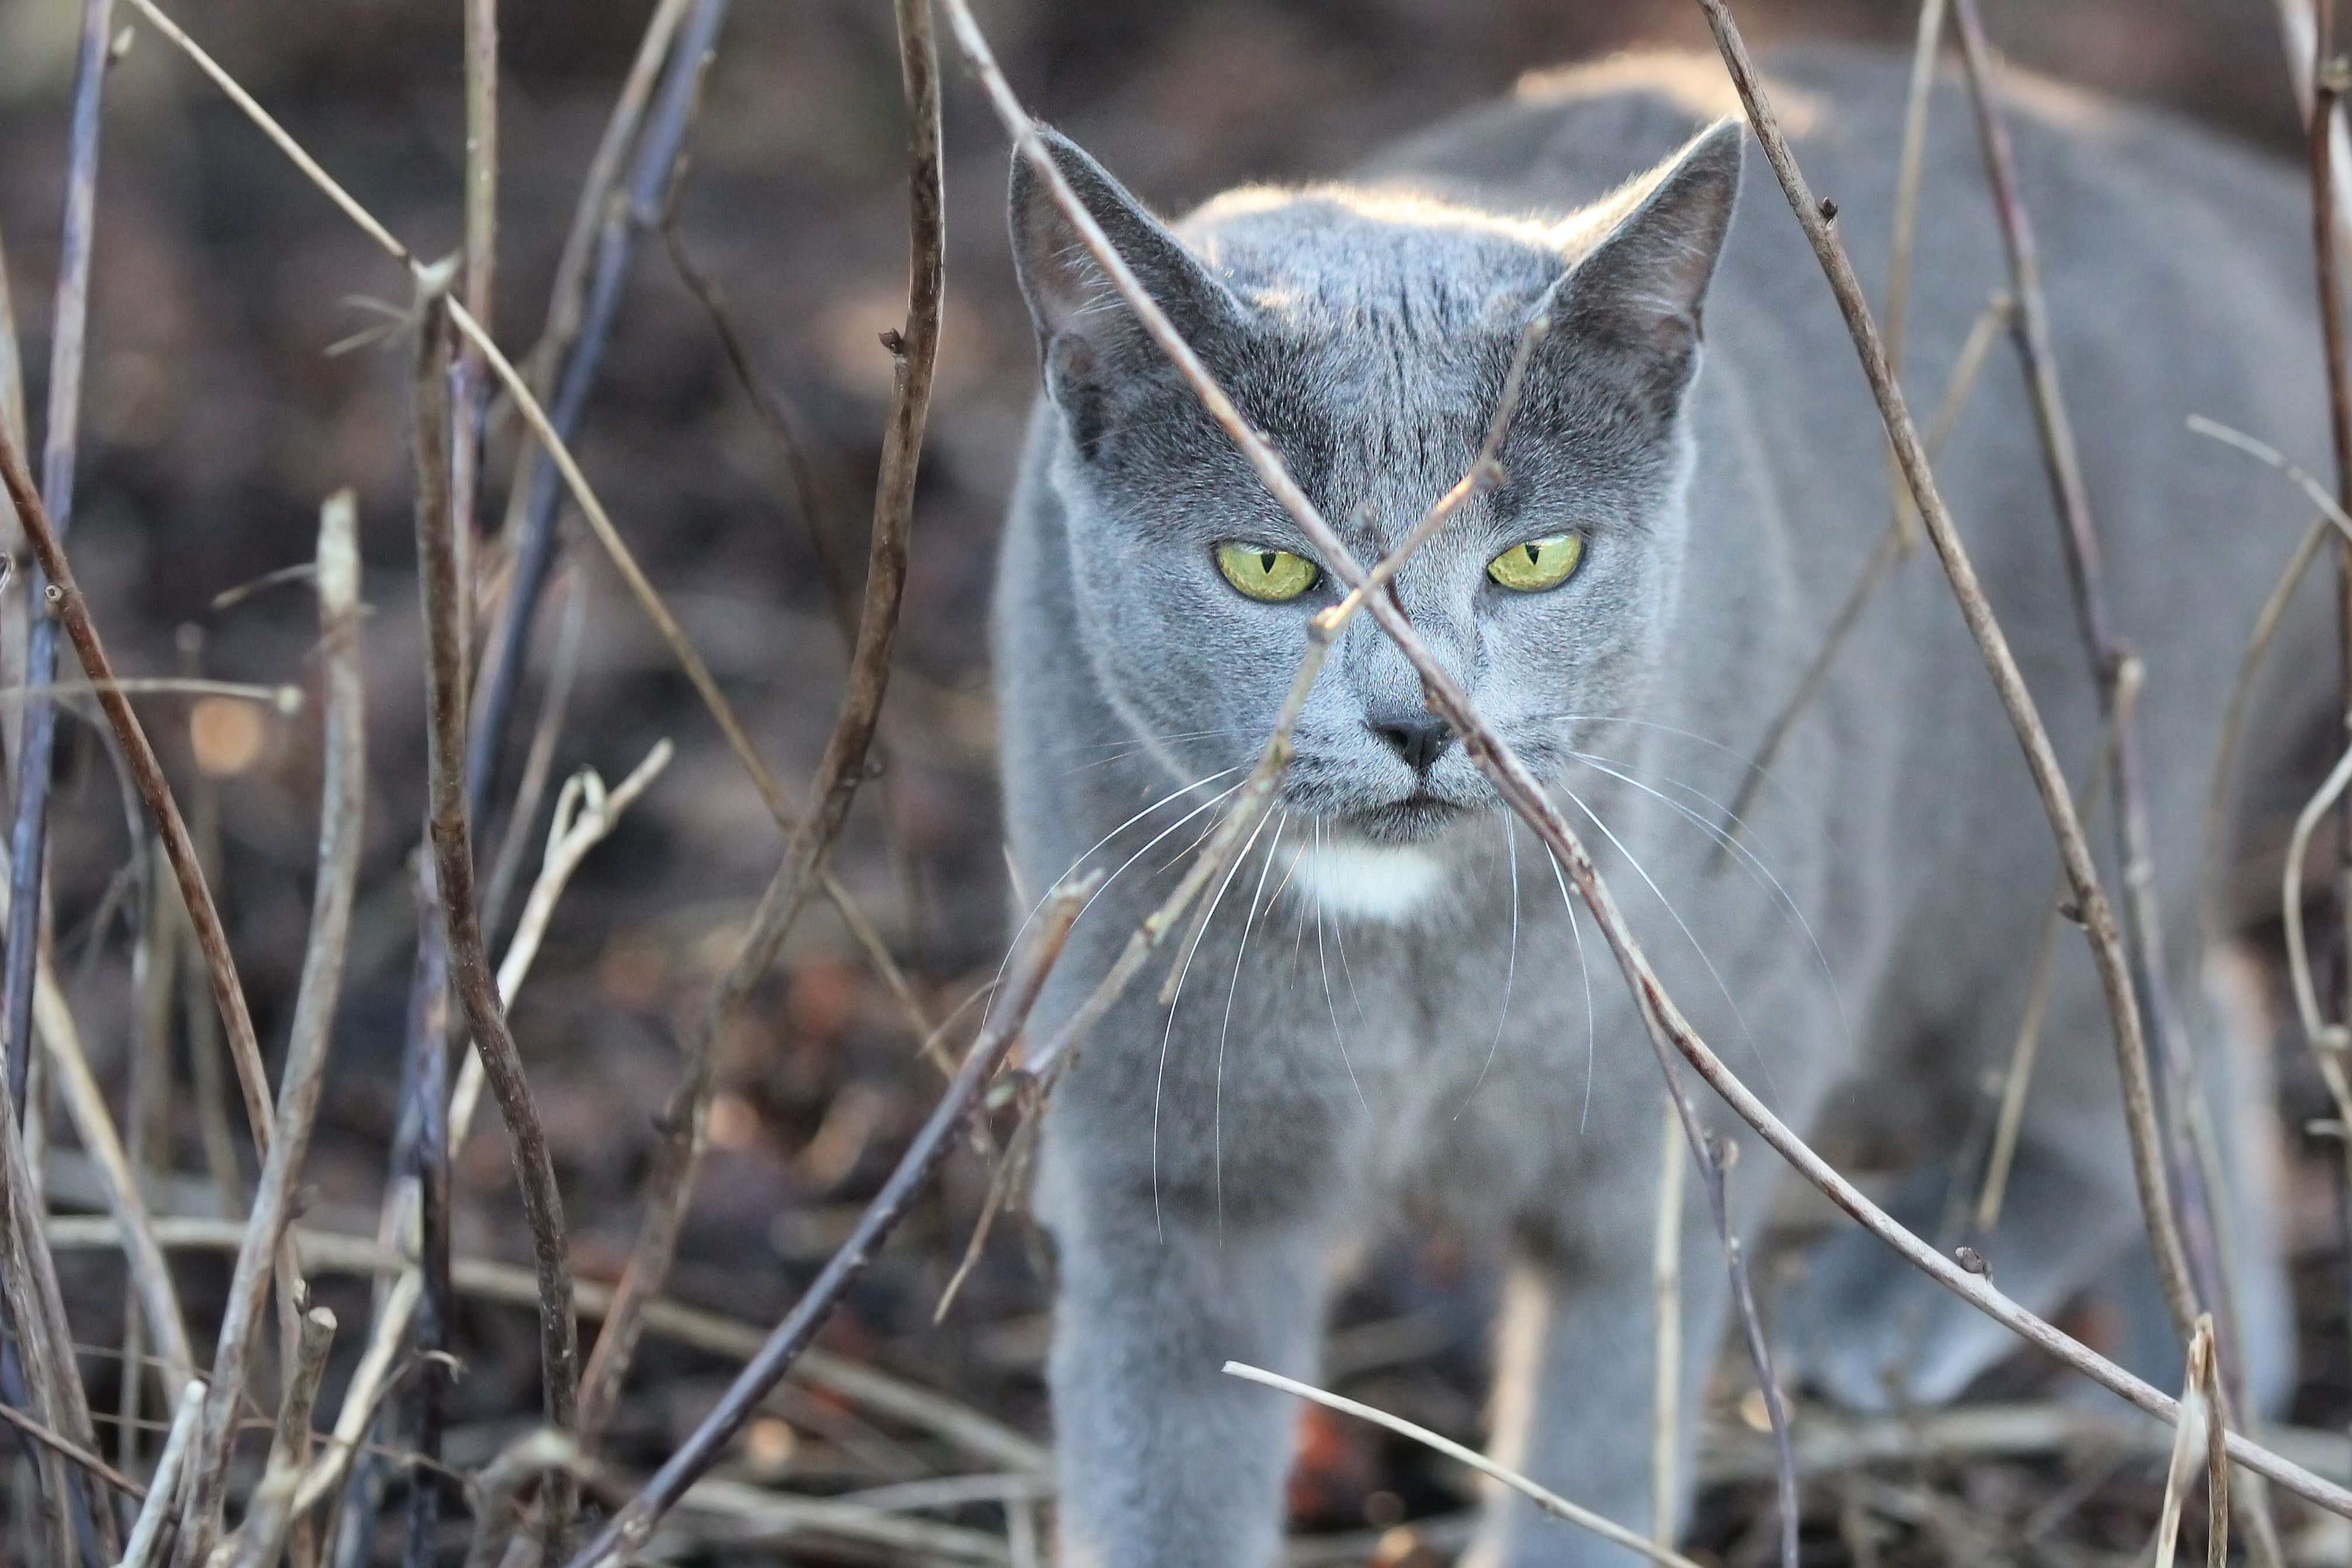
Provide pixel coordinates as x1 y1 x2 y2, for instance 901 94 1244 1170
1259 550 1279 574
1524 543 1542 566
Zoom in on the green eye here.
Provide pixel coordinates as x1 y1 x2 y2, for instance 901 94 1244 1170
1215 541 1320 602
1486 533 1584 593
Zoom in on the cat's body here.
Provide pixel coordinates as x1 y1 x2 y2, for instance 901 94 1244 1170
994 46 2326 1568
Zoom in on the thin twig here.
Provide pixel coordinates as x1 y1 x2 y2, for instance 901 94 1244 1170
0 824 197 1396
565 872 1095 1566
463 1429 583 1568
1713 287 2010 855
1652 1097 1686 1549
0 1397 143 1500
570 0 941 1451
1977 663 2129 1230
46 1211 1052 1477
118 1378 203 1568
415 275 582 1542
175 488 367 1559
2155 1317 2217 1565
217 1305 336 1568
6 0 117 1121
1224 1364 1702 1568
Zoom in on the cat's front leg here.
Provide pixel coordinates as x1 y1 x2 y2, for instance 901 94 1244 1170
1038 1141 1336 1568
1466 1182 1732 1568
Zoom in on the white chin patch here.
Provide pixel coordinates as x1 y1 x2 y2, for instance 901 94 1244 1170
1290 842 1448 923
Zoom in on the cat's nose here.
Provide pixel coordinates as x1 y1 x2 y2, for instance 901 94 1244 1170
1370 715 1453 776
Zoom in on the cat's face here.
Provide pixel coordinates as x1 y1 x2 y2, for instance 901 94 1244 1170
1009 126 1740 873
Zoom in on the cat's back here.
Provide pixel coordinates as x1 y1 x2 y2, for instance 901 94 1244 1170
1354 44 2309 290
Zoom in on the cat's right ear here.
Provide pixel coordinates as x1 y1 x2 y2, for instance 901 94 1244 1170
1009 130 1241 451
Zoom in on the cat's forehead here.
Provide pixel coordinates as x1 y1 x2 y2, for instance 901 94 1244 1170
1180 187 1564 337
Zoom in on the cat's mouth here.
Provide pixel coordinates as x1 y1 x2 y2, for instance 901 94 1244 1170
1345 790 1471 846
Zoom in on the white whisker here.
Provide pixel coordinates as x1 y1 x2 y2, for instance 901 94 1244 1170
1568 748 1849 1045
1153 804 1276 1240
1556 781 1781 1106
1461 811 1521 1113
1543 845 1598 1135
1216 814 1289 1234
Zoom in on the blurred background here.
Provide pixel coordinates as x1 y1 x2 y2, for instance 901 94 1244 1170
0 0 2339 1560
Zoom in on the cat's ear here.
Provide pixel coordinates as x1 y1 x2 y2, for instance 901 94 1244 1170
1549 119 1742 377
1008 129 1243 448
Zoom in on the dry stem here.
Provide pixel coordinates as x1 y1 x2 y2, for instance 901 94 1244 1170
174 490 367 1556
414 277 582 1537
571 0 942 1448
1225 1363 1703 1568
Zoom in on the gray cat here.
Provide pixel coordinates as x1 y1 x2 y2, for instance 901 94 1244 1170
993 44 2326 1567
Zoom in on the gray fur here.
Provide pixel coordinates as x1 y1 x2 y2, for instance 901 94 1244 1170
994 46 2326 1567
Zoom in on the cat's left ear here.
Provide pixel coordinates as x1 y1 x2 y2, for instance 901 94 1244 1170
1549 119 1743 373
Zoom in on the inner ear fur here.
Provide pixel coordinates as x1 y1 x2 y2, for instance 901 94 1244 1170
1007 128 1243 391
1550 119 1744 363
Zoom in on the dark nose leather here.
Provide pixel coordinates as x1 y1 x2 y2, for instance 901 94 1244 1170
1370 714 1453 775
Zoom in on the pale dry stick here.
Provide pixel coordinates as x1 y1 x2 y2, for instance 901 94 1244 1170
565 874 1095 1568
44 1214 1052 1477
1880 0 1947 548
1949 0 2222 1345
2181 418 2352 1246
299 739 672 1539
1976 662 2130 1232
267 1306 336 1484
0 1396 143 1500
119 1378 203 1568
2187 415 2352 943
2298 0 2352 1062
2282 0 2352 224
478 567 586 936
415 280 582 1545
1224 1364 1703 1568
2207 1319 2234 1568
0 678 297 708
123 0 934 1051
215 1306 336 1568
946 0 2352 1521
1651 1096 1686 1550
0 809 194 1397
462 1430 582 1568
2283 742 2352 1067
663 1480 1014 1564
2155 1317 2217 1566
16 922 195 1395
292 1272 419 1517
174 490 367 1563
451 744 674 1138
458 0 496 441
570 0 941 1453
1713 287 2011 852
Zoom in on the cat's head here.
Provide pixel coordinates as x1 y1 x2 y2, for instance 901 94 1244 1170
1007 120 1741 876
